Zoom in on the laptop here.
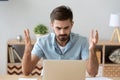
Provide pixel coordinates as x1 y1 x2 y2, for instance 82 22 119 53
42 60 86 80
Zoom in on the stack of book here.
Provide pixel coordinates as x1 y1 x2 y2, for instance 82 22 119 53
8 45 22 63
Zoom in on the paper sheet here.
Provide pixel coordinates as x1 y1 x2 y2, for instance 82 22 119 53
86 77 112 80
18 78 38 80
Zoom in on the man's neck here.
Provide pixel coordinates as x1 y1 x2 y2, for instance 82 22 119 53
57 39 69 47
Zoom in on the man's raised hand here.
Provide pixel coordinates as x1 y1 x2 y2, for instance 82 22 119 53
89 30 99 50
24 29 32 53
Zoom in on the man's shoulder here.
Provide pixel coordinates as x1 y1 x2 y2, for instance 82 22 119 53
37 33 54 42
71 33 87 40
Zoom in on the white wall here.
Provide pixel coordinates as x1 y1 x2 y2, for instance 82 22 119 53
0 0 120 74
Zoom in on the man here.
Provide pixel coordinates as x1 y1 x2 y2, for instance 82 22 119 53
22 5 99 77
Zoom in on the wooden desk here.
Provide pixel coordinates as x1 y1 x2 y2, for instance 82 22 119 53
0 75 120 80
0 75 41 80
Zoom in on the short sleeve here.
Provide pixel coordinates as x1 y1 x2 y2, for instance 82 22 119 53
81 38 89 60
31 40 44 58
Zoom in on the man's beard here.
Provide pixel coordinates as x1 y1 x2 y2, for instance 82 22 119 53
57 34 69 41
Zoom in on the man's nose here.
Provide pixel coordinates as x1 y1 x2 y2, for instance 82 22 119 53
60 29 65 34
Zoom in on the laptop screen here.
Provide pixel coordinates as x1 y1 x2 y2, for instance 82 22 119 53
42 60 86 80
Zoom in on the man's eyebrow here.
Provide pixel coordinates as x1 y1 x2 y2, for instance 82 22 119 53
56 26 61 29
64 26 69 29
56 26 61 28
56 26 69 29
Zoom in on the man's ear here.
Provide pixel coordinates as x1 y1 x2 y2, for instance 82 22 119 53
71 21 74 28
72 21 74 25
50 22 54 32
51 22 53 27
50 22 53 29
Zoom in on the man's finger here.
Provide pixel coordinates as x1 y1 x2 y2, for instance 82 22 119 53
89 29 93 43
24 29 30 38
95 30 98 43
24 29 27 38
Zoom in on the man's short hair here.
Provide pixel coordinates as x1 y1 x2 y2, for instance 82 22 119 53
50 5 73 22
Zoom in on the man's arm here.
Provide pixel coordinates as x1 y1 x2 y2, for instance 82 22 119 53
86 49 99 77
22 29 40 76
22 52 40 75
86 30 99 77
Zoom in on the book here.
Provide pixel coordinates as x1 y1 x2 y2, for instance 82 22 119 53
8 46 15 63
96 50 101 64
12 48 22 62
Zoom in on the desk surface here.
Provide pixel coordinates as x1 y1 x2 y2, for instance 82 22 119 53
0 75 41 80
0 75 120 80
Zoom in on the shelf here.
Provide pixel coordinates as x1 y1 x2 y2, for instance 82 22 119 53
7 39 36 45
7 39 35 63
97 41 120 45
103 64 120 77
7 39 43 75
96 41 120 77
7 63 42 75
7 40 120 76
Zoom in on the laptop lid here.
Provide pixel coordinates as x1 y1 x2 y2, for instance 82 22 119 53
42 60 86 80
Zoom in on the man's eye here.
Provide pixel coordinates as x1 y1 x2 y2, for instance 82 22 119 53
64 27 69 29
57 27 61 30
